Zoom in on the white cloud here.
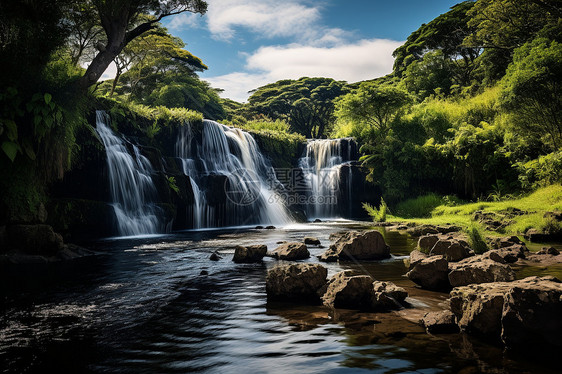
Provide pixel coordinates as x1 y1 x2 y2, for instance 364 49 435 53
168 12 203 30
206 38 403 102
205 0 321 41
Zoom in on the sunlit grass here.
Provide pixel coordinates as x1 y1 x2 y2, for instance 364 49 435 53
387 185 562 236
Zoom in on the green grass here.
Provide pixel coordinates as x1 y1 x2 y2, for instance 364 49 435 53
387 185 562 236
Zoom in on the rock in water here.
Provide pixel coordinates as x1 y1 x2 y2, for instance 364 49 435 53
266 264 327 303
429 239 471 262
318 230 390 262
448 258 515 287
449 276 562 352
422 310 459 334
501 276 562 350
418 235 439 252
406 256 450 291
271 242 310 261
408 249 428 270
322 271 375 310
321 271 407 311
232 245 267 263
372 281 408 310
209 252 221 261
303 237 321 245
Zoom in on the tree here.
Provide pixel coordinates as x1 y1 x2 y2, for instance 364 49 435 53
76 0 207 91
248 77 347 138
499 38 562 150
463 0 558 80
393 1 480 84
334 82 412 141
108 23 207 97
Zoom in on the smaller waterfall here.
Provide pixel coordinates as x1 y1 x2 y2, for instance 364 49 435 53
96 111 161 236
299 138 356 219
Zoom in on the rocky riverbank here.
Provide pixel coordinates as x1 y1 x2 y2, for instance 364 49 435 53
249 226 562 356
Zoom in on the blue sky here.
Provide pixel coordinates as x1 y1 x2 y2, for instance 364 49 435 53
158 0 461 102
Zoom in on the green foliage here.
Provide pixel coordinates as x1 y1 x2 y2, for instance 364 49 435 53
363 198 388 222
248 77 348 138
467 225 489 254
499 37 562 150
237 119 291 133
335 81 412 141
167 176 180 194
516 151 562 189
395 194 445 218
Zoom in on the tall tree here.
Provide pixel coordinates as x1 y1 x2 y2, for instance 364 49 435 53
76 0 207 91
334 81 412 141
393 1 480 81
248 77 347 138
499 38 562 150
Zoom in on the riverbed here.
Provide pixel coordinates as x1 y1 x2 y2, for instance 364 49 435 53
1 221 559 373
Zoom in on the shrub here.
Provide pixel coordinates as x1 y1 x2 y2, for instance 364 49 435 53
363 198 388 222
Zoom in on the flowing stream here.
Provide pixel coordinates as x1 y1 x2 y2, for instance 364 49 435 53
1 222 557 373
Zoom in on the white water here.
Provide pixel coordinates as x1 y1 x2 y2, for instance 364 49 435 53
96 111 161 236
176 120 291 228
299 138 355 219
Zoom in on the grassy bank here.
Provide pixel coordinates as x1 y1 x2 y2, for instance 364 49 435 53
385 185 562 237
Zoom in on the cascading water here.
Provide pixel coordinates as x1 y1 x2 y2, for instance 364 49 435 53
299 138 356 219
96 111 161 236
175 120 291 228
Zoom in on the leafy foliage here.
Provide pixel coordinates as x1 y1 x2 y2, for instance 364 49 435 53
248 77 348 138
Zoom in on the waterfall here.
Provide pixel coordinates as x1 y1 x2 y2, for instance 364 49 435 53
299 138 356 219
96 111 161 236
175 120 291 228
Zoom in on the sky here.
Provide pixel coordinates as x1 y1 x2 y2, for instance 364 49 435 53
107 0 462 102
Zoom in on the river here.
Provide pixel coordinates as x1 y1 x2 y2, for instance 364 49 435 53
0 221 558 373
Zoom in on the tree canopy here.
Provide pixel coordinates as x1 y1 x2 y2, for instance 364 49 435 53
248 77 348 138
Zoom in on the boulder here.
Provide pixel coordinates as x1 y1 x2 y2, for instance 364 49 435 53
435 225 462 234
489 236 522 249
265 225 276 230
408 249 428 270
209 252 221 261
449 276 562 351
303 237 321 245
406 225 439 237
450 282 510 339
537 247 560 256
429 239 471 262
448 258 515 287
417 235 439 252
484 245 526 263
501 276 562 350
266 264 327 303
321 271 407 311
322 272 375 310
271 242 310 261
525 228 559 242
406 256 450 291
372 281 408 310
422 310 459 334
5 224 64 255
232 244 267 263
318 230 390 262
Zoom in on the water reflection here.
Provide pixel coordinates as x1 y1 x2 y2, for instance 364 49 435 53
0 223 560 373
